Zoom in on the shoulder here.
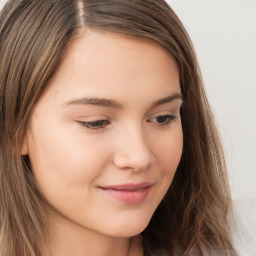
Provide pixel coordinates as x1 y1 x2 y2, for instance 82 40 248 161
230 198 256 255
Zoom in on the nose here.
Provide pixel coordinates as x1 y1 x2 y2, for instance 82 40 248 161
112 125 155 172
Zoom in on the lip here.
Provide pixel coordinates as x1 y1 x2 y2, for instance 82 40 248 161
98 182 153 204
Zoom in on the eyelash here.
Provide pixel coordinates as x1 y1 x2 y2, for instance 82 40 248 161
78 120 110 129
78 115 176 130
149 115 176 126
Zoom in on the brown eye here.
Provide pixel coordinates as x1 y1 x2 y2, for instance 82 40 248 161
78 120 109 129
148 115 176 126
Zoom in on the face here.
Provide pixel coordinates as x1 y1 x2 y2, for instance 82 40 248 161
23 30 183 238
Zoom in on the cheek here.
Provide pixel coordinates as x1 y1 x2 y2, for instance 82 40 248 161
154 127 183 175
150 125 183 200
137 126 183 219
27 123 111 197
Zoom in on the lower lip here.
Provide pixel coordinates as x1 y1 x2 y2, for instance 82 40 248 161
99 186 151 204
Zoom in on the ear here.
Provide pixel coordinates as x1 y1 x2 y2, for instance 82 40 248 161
21 136 29 156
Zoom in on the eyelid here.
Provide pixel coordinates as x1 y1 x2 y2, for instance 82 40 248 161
75 115 111 130
147 114 177 126
77 119 110 129
148 101 182 115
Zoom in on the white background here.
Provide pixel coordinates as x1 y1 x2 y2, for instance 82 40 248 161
1 0 255 199
168 0 256 199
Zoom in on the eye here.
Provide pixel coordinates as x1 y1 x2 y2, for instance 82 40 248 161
148 115 176 126
78 120 110 129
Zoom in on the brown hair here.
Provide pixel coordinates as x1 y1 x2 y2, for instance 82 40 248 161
0 0 234 255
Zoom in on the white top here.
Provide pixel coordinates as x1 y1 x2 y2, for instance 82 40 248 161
231 198 256 256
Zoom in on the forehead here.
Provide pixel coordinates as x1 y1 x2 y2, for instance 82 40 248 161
42 29 180 106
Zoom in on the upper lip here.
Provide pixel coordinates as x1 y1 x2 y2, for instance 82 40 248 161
99 182 153 191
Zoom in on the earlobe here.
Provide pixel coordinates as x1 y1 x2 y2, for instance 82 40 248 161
21 137 29 156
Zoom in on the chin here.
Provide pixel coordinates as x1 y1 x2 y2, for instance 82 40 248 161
106 217 151 238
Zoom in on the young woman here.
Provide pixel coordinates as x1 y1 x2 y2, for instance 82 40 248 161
0 0 235 255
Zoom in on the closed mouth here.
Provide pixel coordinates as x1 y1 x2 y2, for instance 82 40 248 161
98 182 153 203
99 182 153 191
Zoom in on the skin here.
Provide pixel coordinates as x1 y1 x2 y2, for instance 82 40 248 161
22 30 183 256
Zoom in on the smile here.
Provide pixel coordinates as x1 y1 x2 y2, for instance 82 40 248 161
98 182 153 204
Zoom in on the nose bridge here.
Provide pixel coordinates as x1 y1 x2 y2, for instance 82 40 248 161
112 122 154 171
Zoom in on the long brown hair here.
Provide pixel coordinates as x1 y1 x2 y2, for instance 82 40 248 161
0 0 234 255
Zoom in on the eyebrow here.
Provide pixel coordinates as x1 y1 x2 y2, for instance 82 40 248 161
151 93 183 108
65 93 183 109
